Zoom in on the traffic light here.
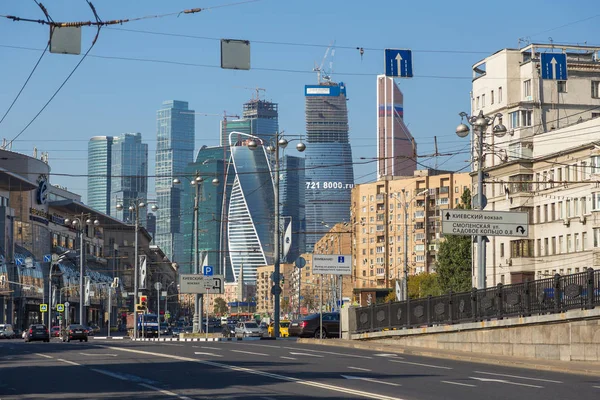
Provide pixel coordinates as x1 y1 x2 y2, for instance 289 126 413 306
140 295 147 308
281 275 285 285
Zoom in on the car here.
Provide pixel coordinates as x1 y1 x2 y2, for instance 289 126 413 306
159 323 171 336
221 323 236 338
0 324 15 339
268 320 291 337
89 324 101 334
288 313 339 338
13 328 22 339
171 326 183 337
234 321 262 338
25 324 50 342
50 326 61 337
84 326 95 336
62 324 88 342
259 322 269 337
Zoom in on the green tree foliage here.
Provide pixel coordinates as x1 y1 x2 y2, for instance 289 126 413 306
436 187 473 293
408 273 443 299
213 297 228 315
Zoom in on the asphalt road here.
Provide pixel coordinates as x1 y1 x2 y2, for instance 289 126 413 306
1 337 599 400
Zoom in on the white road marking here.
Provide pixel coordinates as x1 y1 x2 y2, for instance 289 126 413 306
341 375 401 387
194 352 222 357
200 346 222 350
35 353 53 359
280 356 297 360
289 351 323 358
161 343 184 347
441 380 477 387
57 358 81 366
79 352 117 357
284 346 373 359
245 343 282 349
230 349 268 357
473 370 562 384
389 360 452 370
469 376 543 389
91 368 128 381
374 353 400 358
592 385 600 389
260 397 277 400
138 383 193 400
106 346 406 400
348 367 371 372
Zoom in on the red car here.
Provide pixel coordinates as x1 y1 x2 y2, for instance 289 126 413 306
51 326 61 337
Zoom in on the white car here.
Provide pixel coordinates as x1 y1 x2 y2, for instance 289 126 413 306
234 321 262 338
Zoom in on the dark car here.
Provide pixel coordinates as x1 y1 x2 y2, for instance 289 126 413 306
288 313 340 338
159 323 171 336
25 324 50 342
171 326 183 337
221 323 236 338
62 324 88 342
50 326 61 337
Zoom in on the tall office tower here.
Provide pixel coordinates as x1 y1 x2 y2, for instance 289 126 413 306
280 155 305 263
88 136 113 214
110 132 149 224
182 146 226 276
224 134 275 283
304 82 354 252
220 100 279 147
146 213 156 239
377 75 417 178
155 100 195 262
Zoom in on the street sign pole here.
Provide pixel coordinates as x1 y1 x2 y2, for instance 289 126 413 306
319 274 323 339
205 293 209 340
107 288 111 338
155 281 162 340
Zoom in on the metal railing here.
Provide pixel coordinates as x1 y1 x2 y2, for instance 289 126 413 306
351 268 600 334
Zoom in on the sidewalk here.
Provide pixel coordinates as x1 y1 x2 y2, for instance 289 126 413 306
297 338 600 377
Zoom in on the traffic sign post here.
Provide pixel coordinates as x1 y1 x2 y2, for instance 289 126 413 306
384 49 413 78
541 53 567 80
441 210 529 237
179 274 225 295
202 265 214 276
56 304 64 313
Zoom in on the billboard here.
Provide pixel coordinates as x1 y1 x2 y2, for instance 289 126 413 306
312 254 352 275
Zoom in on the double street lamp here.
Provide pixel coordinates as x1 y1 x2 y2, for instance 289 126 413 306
116 200 158 339
248 133 305 338
456 110 507 289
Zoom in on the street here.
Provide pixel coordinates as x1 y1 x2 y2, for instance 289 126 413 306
1 338 599 399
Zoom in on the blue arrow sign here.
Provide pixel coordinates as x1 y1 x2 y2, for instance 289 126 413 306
541 53 567 80
15 258 24 266
43 254 51 263
202 265 213 276
385 49 413 78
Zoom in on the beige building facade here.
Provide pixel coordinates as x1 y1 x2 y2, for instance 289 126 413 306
255 264 295 316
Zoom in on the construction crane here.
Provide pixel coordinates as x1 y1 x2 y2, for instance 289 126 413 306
313 42 335 84
234 86 266 101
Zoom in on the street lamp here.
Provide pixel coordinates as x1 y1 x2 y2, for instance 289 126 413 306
248 132 306 338
64 216 99 325
456 110 507 289
116 200 158 339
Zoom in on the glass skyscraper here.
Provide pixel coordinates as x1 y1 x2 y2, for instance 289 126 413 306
155 100 195 263
220 100 279 147
110 132 149 224
304 82 355 252
280 155 305 263
87 136 113 214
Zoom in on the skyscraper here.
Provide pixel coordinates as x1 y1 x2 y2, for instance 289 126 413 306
280 155 305 263
110 132 148 224
155 100 195 263
377 75 417 177
304 82 354 251
220 100 279 147
87 136 113 214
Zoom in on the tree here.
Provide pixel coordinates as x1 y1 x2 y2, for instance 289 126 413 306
213 297 228 315
408 273 443 299
436 188 473 293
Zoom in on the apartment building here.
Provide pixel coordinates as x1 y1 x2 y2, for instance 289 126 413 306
255 264 295 316
351 170 471 289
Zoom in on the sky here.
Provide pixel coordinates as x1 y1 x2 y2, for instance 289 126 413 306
0 0 598 203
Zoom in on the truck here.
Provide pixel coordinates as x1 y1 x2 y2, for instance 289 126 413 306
126 312 159 338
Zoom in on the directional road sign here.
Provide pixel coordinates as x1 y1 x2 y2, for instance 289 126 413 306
441 209 529 237
313 254 352 275
43 254 52 263
202 265 214 276
40 303 48 312
384 49 413 78
541 53 567 80
179 274 224 294
56 303 65 312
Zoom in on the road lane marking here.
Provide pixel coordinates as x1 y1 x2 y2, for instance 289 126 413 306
200 346 222 350
231 349 268 357
161 343 184 347
441 381 477 387
473 371 562 384
342 375 401 387
57 358 81 366
244 343 282 349
389 360 452 370
289 351 323 358
194 352 222 357
79 352 117 357
348 367 371 372
374 353 401 358
138 383 193 400
592 385 600 389
35 353 53 359
91 368 128 381
469 376 543 388
280 356 297 360
283 346 373 359
105 346 407 400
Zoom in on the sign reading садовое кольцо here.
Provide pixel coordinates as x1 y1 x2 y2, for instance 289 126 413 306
441 209 529 238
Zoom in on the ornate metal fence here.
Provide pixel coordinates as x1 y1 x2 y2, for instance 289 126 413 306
351 268 600 334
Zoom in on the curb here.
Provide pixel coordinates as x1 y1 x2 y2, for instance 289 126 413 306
92 336 126 340
297 339 600 378
128 337 285 342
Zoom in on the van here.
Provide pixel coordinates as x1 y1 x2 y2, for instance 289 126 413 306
0 324 15 339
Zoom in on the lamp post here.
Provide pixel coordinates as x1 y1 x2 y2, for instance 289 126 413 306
116 200 158 339
248 132 305 338
165 281 175 319
64 215 100 325
456 110 507 289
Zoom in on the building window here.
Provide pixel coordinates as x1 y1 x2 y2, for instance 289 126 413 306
524 79 532 97
581 197 587 215
575 233 580 252
521 110 532 126
551 237 556 255
565 165 570 181
535 206 541 223
481 94 486 107
567 234 572 253
476 96 480 109
566 199 571 218
491 90 495 104
558 81 567 93
559 236 564 254
543 204 548 222
362 196 366 202
583 232 588 250
510 239 534 257
558 201 563 218
591 156 600 174
592 193 600 211
499 87 503 102
592 81 600 99
510 111 520 129
500 243 504 258
551 203 556 221
536 239 542 256
544 238 549 256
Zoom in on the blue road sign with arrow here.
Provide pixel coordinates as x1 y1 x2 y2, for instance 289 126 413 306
202 265 213 276
541 53 567 80
385 49 413 78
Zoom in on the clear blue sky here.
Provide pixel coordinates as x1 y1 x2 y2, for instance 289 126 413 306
0 0 597 202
